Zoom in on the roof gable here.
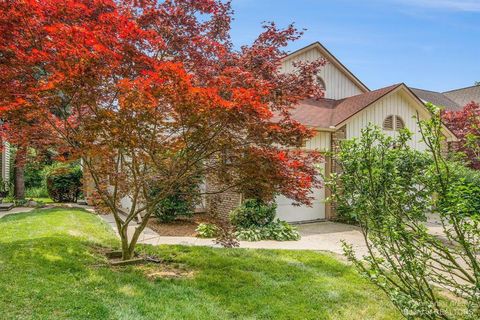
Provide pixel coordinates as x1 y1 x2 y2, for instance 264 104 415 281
286 84 457 140
337 84 457 140
282 42 370 94
332 84 400 126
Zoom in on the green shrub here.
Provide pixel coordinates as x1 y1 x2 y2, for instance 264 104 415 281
262 220 301 241
326 117 480 319
235 228 264 242
229 199 276 228
235 219 300 242
46 165 82 202
195 223 218 238
152 194 194 223
25 186 49 198
24 162 44 189
440 162 480 218
150 178 201 223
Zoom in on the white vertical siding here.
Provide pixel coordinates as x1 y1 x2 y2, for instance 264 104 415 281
1 141 10 188
305 131 331 152
281 48 364 100
345 91 428 151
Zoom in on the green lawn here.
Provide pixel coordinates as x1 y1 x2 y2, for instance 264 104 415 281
30 197 55 204
0 208 402 320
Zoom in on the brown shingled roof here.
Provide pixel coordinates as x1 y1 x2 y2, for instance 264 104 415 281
288 99 339 128
410 88 462 111
331 84 401 125
443 85 480 107
287 84 401 128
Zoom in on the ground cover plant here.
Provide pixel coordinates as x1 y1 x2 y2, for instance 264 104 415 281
229 199 300 241
0 208 403 319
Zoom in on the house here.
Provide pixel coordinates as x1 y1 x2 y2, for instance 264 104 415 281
411 85 480 111
84 41 461 224
207 42 458 223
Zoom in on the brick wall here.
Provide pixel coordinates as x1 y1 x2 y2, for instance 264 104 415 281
326 125 347 219
83 167 97 206
204 174 242 218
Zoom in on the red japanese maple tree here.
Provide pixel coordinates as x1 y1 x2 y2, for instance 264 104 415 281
0 0 324 259
443 102 480 170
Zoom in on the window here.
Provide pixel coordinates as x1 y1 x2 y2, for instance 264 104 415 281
383 115 394 130
316 76 326 90
395 116 405 130
383 115 405 131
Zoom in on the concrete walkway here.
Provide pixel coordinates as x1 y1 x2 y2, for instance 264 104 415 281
99 213 167 244
147 222 368 256
0 207 35 219
98 213 368 256
2 206 446 260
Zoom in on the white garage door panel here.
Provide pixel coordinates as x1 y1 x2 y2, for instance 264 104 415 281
275 166 326 222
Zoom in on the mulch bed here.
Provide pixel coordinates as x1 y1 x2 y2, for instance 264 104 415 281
147 213 212 237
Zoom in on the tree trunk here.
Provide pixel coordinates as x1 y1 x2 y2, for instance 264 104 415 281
120 229 132 261
119 215 150 261
14 162 25 200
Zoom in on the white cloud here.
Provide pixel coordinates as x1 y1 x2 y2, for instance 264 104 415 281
392 0 480 12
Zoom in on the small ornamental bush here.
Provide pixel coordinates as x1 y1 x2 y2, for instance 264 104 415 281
153 194 195 223
235 228 263 242
229 199 276 228
25 186 49 198
46 165 82 202
195 223 218 238
150 177 201 223
230 199 299 242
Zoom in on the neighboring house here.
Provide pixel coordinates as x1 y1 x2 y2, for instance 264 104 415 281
443 85 480 107
207 42 458 223
411 85 480 111
0 141 10 191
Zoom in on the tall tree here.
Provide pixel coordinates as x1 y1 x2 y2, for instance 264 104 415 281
0 0 324 259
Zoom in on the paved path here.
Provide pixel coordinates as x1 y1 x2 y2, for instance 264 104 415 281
0 207 35 219
98 213 368 257
98 213 167 244
142 222 368 256
2 206 446 260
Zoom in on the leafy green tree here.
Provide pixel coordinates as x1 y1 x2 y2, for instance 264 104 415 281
326 106 479 319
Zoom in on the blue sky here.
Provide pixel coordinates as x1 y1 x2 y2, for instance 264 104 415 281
230 0 480 92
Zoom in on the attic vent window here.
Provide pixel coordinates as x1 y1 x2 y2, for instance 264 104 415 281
395 116 405 130
316 76 326 90
383 115 394 130
383 115 405 131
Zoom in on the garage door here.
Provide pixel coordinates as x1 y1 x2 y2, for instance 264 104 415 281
275 164 326 223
